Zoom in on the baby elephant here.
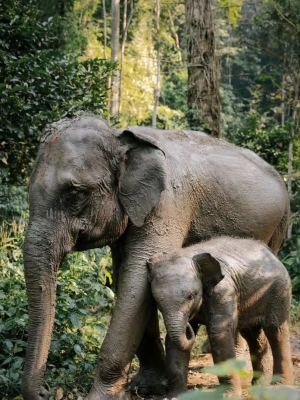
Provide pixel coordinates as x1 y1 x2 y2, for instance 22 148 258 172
148 237 293 396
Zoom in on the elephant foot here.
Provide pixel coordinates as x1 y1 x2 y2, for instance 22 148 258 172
40 385 51 399
22 384 50 400
130 368 168 396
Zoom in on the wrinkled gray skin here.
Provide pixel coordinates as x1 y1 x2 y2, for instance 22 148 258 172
149 237 293 397
22 115 290 400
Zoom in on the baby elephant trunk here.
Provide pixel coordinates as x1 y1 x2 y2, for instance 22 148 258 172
164 314 196 352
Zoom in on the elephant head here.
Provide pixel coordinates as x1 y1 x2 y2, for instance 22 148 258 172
22 115 167 399
148 251 224 352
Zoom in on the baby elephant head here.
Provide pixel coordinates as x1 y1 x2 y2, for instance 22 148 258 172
148 251 224 352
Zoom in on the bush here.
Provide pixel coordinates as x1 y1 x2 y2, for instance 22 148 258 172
0 186 28 223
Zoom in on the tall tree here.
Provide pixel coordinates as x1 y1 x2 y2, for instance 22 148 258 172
185 0 221 137
110 0 120 115
152 0 161 128
118 0 134 113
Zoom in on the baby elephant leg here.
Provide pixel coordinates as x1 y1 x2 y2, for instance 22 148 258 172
240 328 272 385
264 320 293 385
165 334 191 397
207 323 242 397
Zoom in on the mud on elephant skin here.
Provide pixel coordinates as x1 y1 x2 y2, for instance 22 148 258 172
22 114 289 400
148 236 293 397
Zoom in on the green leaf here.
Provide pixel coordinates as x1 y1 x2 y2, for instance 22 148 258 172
70 313 81 328
4 339 13 351
250 385 300 400
11 357 23 370
73 344 82 356
179 385 239 400
203 358 247 377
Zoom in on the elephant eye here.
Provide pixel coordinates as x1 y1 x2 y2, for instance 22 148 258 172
68 189 87 201
187 293 195 301
63 189 89 215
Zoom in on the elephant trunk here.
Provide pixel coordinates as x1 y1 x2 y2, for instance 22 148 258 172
22 218 71 400
164 313 195 352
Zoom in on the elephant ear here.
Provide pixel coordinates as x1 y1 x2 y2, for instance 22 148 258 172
192 252 225 295
117 128 167 227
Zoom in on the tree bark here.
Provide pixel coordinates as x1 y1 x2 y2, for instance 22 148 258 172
103 0 107 59
110 0 120 116
185 0 222 138
168 7 181 60
118 0 134 114
152 0 161 128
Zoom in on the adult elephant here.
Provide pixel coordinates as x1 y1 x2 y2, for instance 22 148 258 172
22 114 289 400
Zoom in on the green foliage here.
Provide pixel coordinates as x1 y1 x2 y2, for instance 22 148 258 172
249 386 300 400
0 186 28 223
0 0 115 185
158 70 189 129
227 113 291 175
280 234 300 298
180 386 234 400
218 0 245 28
0 221 27 396
181 384 300 400
203 359 247 379
0 220 114 399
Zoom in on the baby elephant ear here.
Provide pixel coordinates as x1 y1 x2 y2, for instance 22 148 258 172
192 252 224 295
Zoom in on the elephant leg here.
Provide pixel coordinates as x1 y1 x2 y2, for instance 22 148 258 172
85 254 169 400
130 308 167 396
111 244 168 396
264 321 293 385
165 333 191 397
234 331 248 359
207 323 242 397
164 321 199 397
240 328 272 385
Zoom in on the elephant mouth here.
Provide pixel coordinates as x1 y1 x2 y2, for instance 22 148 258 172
74 234 106 251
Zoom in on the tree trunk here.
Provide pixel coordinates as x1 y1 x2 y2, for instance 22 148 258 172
168 8 180 54
110 0 120 116
185 0 222 138
103 0 107 59
152 0 161 129
118 0 134 114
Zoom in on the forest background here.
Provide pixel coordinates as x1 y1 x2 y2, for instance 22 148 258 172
0 0 300 398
